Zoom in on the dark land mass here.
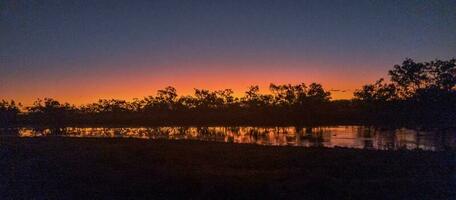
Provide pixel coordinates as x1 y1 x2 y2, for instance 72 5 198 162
1 137 454 199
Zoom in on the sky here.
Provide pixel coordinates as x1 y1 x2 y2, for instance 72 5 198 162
1 0 455 105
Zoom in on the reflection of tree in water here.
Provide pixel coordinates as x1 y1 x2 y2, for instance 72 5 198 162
293 126 303 146
285 128 296 145
358 127 374 149
311 129 324 147
149 127 161 138
359 126 374 138
196 127 220 141
225 128 235 143
297 127 324 147
11 126 456 151
26 127 65 137
412 129 453 151
197 127 208 136
114 128 123 137
248 127 260 143
176 127 190 139
305 127 312 135
228 126 240 133
225 127 239 143
177 126 188 134
375 129 397 150
31 127 48 136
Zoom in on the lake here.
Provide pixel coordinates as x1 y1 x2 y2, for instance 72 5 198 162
1 126 455 151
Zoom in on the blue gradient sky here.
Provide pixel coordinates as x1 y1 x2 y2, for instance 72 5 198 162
1 0 455 104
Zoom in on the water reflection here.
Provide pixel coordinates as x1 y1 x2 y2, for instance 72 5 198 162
1 126 454 151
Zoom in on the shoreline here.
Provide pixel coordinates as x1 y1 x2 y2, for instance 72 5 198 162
1 137 454 199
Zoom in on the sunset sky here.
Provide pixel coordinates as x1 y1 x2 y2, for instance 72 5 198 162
1 0 455 105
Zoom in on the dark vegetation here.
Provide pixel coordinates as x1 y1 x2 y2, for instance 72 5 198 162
1 58 455 127
1 137 454 199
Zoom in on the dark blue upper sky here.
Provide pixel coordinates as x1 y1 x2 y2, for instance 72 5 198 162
1 0 455 103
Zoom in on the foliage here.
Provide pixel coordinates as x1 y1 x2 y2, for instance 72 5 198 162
1 58 455 127
0 100 21 127
356 58 456 101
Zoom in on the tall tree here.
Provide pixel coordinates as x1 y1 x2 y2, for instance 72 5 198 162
388 58 429 97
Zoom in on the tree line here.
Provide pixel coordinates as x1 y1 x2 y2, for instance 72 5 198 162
1 58 455 127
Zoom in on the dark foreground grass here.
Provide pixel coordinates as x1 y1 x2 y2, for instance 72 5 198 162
0 137 454 199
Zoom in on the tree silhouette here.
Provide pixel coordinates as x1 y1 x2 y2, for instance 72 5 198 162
354 79 397 102
307 83 331 103
269 83 307 106
388 58 429 97
427 59 456 91
242 85 272 108
0 100 20 126
1 58 455 127
156 86 178 110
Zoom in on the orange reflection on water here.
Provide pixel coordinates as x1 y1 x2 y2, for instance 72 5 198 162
3 126 454 151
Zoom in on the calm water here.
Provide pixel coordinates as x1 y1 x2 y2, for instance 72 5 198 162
1 126 455 151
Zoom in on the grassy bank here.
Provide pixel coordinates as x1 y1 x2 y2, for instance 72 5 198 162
1 137 454 199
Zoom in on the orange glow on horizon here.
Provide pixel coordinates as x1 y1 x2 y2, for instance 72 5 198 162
1 61 385 105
